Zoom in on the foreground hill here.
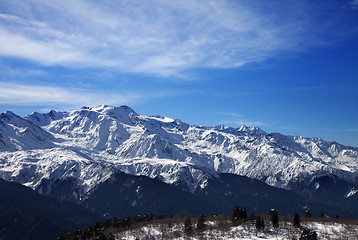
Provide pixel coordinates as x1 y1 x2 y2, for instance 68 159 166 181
0 179 100 240
0 105 358 218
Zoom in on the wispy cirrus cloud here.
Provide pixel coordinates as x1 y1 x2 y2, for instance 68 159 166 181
351 0 358 9
222 119 267 127
219 112 266 127
0 0 355 77
0 82 141 109
0 81 196 110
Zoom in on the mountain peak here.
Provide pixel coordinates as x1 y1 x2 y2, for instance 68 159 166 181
238 124 249 132
1 111 16 117
118 105 137 114
249 126 266 135
93 104 136 114
94 104 110 110
0 111 22 122
88 105 138 126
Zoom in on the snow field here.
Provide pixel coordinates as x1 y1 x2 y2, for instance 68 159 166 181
113 219 358 240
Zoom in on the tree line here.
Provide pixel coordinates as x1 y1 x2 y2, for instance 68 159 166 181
58 207 331 240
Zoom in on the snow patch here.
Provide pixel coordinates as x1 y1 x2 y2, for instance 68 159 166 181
345 188 358 198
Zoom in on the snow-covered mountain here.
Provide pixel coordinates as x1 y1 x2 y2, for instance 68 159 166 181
0 111 55 151
1 105 358 214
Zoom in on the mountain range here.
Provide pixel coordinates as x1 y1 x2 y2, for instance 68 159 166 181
1 105 358 220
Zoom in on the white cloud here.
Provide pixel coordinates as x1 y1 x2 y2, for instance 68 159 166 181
0 82 141 108
0 28 91 66
351 0 358 9
222 119 267 127
0 0 354 76
219 112 266 127
0 81 195 110
220 112 243 118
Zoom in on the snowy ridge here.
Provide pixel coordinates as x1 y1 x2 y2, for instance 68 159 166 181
0 105 357 200
0 111 55 151
345 188 358 198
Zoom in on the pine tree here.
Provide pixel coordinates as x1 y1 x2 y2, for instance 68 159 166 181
184 217 192 234
113 217 120 227
320 211 325 218
232 206 247 225
197 214 206 231
104 218 112 228
120 216 131 228
293 213 300 228
255 217 265 230
269 209 279 228
300 229 318 240
241 208 248 220
304 210 312 218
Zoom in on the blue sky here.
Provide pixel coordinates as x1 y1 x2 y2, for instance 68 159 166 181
0 0 357 147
